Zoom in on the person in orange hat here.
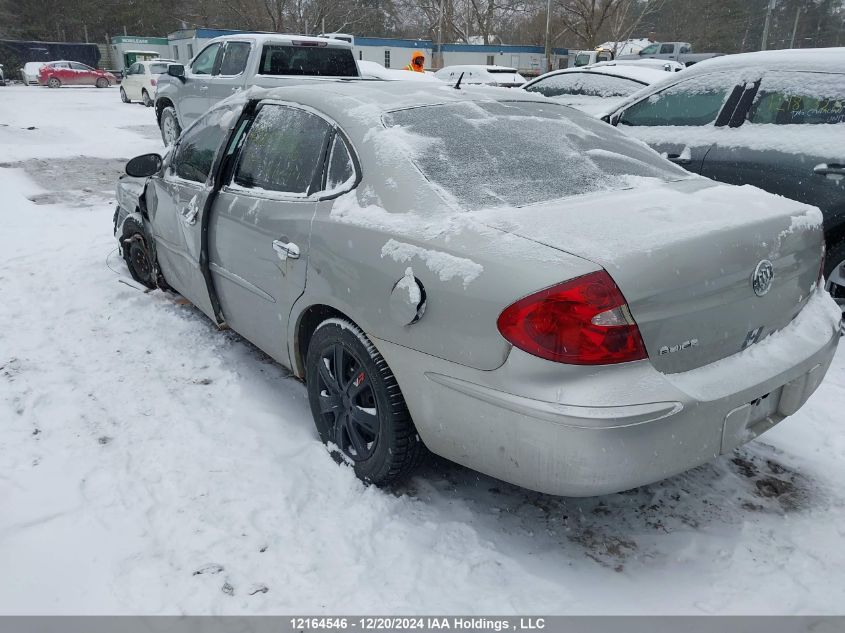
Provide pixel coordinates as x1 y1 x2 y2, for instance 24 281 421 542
404 51 426 72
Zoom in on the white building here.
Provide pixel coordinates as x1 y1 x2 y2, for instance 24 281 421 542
352 37 569 76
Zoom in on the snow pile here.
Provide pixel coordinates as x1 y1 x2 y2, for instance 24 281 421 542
395 267 422 305
381 239 483 288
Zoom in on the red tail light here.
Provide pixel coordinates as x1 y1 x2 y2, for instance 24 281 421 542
150 78 157 86
497 270 647 365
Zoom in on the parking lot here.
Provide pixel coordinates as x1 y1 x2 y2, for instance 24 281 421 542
2 85 845 614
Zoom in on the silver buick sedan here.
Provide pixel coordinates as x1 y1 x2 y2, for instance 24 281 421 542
114 82 840 496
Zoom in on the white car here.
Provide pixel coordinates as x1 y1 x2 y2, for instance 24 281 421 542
357 60 439 82
20 61 47 85
591 59 685 72
120 59 176 107
523 65 672 116
434 64 526 87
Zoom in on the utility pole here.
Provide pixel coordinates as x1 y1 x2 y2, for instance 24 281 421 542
544 0 552 72
436 0 444 69
761 0 776 51
790 6 800 48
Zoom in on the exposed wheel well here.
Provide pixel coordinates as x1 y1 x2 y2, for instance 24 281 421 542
295 304 360 379
155 98 174 124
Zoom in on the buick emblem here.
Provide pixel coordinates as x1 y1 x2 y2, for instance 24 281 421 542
752 260 774 296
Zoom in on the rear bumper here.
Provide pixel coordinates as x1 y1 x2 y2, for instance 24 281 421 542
374 290 840 496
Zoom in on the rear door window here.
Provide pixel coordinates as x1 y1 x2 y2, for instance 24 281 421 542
218 42 251 76
526 72 644 98
258 44 358 77
234 104 332 195
620 73 736 126
747 71 845 125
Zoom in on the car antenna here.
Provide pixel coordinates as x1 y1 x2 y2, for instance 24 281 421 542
454 72 464 90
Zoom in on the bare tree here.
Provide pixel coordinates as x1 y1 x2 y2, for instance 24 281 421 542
552 0 664 49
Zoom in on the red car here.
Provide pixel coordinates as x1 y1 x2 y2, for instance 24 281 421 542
38 61 116 88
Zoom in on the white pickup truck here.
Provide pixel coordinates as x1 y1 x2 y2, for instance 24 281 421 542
616 42 723 66
154 33 358 145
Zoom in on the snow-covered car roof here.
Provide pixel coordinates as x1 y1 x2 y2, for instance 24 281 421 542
677 47 845 76
529 64 671 87
434 65 526 86
357 60 440 82
223 80 551 126
590 59 685 73
206 32 353 49
438 64 519 73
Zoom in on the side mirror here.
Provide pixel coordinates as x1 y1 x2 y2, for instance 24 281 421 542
168 64 186 81
126 153 163 178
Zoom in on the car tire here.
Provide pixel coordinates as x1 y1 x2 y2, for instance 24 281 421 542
95 77 109 88
160 106 181 146
47 77 61 88
306 318 425 486
824 239 845 325
141 89 153 107
120 87 130 103
121 217 158 289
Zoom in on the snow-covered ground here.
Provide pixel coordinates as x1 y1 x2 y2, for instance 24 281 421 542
2 85 845 615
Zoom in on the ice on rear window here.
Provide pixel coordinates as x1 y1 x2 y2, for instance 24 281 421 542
383 100 686 211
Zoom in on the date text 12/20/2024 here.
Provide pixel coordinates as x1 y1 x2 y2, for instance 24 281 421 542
289 617 547 631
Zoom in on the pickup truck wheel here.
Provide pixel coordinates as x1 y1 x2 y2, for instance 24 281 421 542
141 89 153 107
306 318 424 486
120 87 130 103
824 240 845 328
95 77 109 88
121 218 157 289
160 106 181 146
47 77 61 88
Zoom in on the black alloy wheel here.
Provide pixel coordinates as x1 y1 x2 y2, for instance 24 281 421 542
306 319 424 485
316 341 380 461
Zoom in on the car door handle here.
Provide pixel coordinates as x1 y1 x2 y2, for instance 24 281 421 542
814 163 845 177
272 240 300 261
199 85 208 92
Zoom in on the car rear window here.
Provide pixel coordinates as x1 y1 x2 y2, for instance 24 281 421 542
149 63 169 74
526 72 644 98
383 100 686 211
259 44 358 77
487 68 518 74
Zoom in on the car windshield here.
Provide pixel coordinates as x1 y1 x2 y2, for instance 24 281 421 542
259 44 358 77
383 100 687 211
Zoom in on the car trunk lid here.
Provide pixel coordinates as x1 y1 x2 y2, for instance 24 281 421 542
475 178 824 373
